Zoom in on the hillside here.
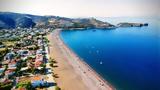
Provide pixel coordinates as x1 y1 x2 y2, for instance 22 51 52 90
0 12 115 29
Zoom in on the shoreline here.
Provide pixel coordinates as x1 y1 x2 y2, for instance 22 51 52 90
48 29 115 90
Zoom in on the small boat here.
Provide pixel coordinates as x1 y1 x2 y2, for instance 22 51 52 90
100 61 103 65
92 30 96 32
96 50 99 53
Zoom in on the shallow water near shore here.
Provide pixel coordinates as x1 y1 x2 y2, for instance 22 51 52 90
60 18 160 90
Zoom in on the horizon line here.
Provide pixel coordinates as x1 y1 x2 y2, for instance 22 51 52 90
0 11 158 19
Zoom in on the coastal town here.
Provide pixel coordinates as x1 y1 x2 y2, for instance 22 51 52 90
0 28 60 90
0 12 150 90
0 12 117 90
0 0 158 89
0 27 115 90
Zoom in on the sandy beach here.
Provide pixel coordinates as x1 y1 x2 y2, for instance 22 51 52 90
47 29 115 90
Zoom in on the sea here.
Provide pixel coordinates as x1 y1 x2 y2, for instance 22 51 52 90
60 17 160 90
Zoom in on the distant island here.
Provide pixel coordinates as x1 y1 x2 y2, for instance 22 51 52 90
117 22 148 27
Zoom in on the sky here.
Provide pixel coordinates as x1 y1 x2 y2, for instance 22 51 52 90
0 0 159 17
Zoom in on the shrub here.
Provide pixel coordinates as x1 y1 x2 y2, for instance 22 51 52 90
49 63 53 67
0 42 3 45
0 83 13 90
21 62 27 67
16 81 32 90
55 86 61 90
40 63 46 68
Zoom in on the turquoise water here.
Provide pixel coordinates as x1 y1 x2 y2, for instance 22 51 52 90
60 18 160 90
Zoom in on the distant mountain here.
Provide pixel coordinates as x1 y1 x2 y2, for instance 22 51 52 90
0 13 16 29
0 12 115 29
16 16 36 28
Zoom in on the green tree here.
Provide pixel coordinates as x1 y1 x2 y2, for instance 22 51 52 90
16 81 33 90
0 83 12 90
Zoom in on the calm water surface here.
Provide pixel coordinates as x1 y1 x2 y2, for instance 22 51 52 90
60 18 160 90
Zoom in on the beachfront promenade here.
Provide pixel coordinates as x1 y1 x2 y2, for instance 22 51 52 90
47 29 115 90
45 46 57 90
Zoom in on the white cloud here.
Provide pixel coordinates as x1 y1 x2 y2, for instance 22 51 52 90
0 0 159 17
